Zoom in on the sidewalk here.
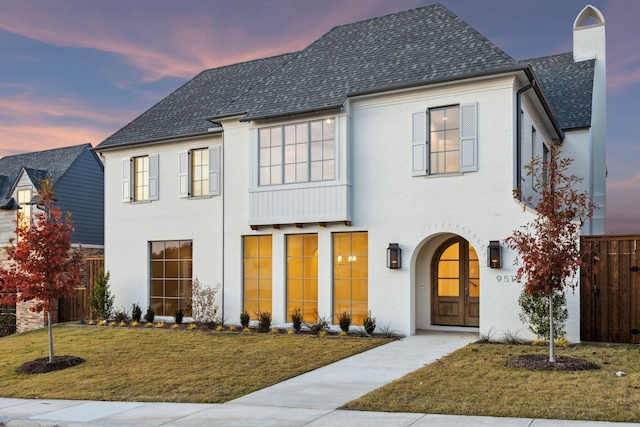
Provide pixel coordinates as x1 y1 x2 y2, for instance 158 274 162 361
0 332 635 426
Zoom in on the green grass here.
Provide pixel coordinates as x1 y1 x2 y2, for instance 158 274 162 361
342 342 640 423
0 324 388 403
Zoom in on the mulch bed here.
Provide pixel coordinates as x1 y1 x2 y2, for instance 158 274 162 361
16 355 85 374
505 354 600 371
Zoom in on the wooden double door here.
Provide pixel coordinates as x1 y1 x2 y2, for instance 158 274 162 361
432 237 480 327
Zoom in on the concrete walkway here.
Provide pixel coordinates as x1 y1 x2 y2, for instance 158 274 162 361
0 332 635 426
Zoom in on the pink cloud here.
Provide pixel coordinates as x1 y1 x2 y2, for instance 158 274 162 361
0 0 421 84
0 124 111 157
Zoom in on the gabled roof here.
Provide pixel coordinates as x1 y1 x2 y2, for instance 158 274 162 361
218 4 517 121
0 143 92 208
522 53 595 130
96 3 596 150
98 53 298 149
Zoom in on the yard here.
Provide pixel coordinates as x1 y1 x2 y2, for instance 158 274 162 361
2 325 640 423
342 342 640 423
0 324 388 403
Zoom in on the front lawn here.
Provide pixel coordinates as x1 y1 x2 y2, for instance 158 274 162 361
0 325 388 403
342 342 640 423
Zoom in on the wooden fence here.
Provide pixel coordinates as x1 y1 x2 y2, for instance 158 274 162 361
59 257 104 322
580 235 640 343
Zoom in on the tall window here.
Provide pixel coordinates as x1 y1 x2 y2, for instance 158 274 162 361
287 234 318 322
134 156 149 201
543 143 550 186
430 106 460 174
191 148 209 196
16 189 31 240
531 127 537 189
333 232 368 325
150 240 192 317
243 235 272 318
259 118 335 186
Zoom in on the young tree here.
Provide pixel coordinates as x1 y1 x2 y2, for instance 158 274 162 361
506 142 595 362
0 177 84 363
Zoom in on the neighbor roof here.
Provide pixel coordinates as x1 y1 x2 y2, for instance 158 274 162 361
97 3 595 150
0 143 92 208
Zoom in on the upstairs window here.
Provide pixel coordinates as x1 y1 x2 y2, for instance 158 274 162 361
412 103 477 176
430 106 460 174
134 156 149 201
16 189 31 240
179 147 220 198
122 154 158 202
259 118 335 186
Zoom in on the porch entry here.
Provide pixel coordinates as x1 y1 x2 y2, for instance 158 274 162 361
432 237 479 327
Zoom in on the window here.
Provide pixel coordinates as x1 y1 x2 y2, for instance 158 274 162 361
412 103 477 176
531 128 537 188
430 106 460 174
333 232 368 325
243 235 272 318
122 155 158 202
543 143 550 186
191 148 209 196
179 147 220 198
16 189 31 240
134 156 149 201
150 240 192 317
259 118 335 186
287 234 318 323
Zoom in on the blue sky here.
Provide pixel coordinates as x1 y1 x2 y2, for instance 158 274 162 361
0 0 638 233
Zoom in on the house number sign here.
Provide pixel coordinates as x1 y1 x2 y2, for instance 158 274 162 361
495 275 518 283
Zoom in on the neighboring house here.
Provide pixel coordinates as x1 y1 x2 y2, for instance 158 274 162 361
0 143 104 332
95 4 606 341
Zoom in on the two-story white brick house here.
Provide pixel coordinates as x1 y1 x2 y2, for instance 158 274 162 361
95 4 606 340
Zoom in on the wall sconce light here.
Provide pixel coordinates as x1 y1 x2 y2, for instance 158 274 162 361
387 243 401 269
488 240 502 268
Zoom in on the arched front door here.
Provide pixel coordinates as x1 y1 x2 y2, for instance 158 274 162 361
432 237 479 327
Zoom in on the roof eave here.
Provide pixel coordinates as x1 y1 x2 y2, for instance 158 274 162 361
239 104 345 123
94 128 224 153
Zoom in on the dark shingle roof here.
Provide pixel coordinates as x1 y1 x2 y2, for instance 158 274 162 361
522 53 595 129
97 53 298 148
219 4 518 120
0 143 91 208
97 3 595 149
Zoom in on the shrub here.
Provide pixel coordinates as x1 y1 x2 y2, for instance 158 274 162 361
290 308 303 332
185 279 220 325
0 305 16 337
305 314 330 335
240 311 250 328
337 311 352 333
363 311 376 335
144 307 155 323
131 304 142 322
130 321 139 327
477 327 496 343
174 308 184 325
88 268 114 320
256 311 272 333
378 322 400 338
502 329 526 345
112 307 130 323
518 289 568 340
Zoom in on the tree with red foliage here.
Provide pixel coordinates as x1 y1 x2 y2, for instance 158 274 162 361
0 177 84 363
505 142 595 362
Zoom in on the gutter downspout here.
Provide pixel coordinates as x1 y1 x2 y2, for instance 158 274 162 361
516 78 536 198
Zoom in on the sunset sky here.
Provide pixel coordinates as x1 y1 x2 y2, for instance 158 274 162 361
0 0 638 234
